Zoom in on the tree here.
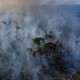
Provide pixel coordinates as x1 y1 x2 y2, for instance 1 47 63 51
27 33 69 73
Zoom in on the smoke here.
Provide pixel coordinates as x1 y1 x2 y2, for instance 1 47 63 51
46 5 80 69
0 11 47 80
0 4 80 80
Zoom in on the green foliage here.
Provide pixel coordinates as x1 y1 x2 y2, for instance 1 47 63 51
43 42 57 52
27 34 69 73
33 37 44 45
29 36 59 57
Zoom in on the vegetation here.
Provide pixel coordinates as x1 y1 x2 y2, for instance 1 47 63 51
27 33 69 73
33 37 44 45
43 42 57 52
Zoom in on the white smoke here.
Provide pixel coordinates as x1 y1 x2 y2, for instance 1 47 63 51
0 5 80 80
47 5 80 69
0 11 47 80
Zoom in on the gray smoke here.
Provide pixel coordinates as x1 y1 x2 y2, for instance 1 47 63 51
0 5 80 80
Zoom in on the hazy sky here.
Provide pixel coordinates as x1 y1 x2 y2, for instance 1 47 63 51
0 0 80 12
50 0 80 4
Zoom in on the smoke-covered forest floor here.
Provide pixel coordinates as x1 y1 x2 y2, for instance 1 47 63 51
24 33 80 80
0 5 80 80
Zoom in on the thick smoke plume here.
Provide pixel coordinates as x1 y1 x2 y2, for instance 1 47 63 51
0 4 80 80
